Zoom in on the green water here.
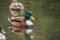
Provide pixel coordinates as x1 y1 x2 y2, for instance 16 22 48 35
0 0 60 40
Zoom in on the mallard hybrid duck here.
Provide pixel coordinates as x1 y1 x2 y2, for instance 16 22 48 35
24 11 35 21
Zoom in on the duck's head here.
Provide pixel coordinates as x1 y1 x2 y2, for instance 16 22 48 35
25 11 35 20
0 25 2 32
25 11 32 15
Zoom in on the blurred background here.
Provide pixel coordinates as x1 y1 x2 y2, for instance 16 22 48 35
0 0 60 40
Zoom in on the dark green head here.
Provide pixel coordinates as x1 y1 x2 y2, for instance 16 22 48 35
24 11 32 20
25 11 32 15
